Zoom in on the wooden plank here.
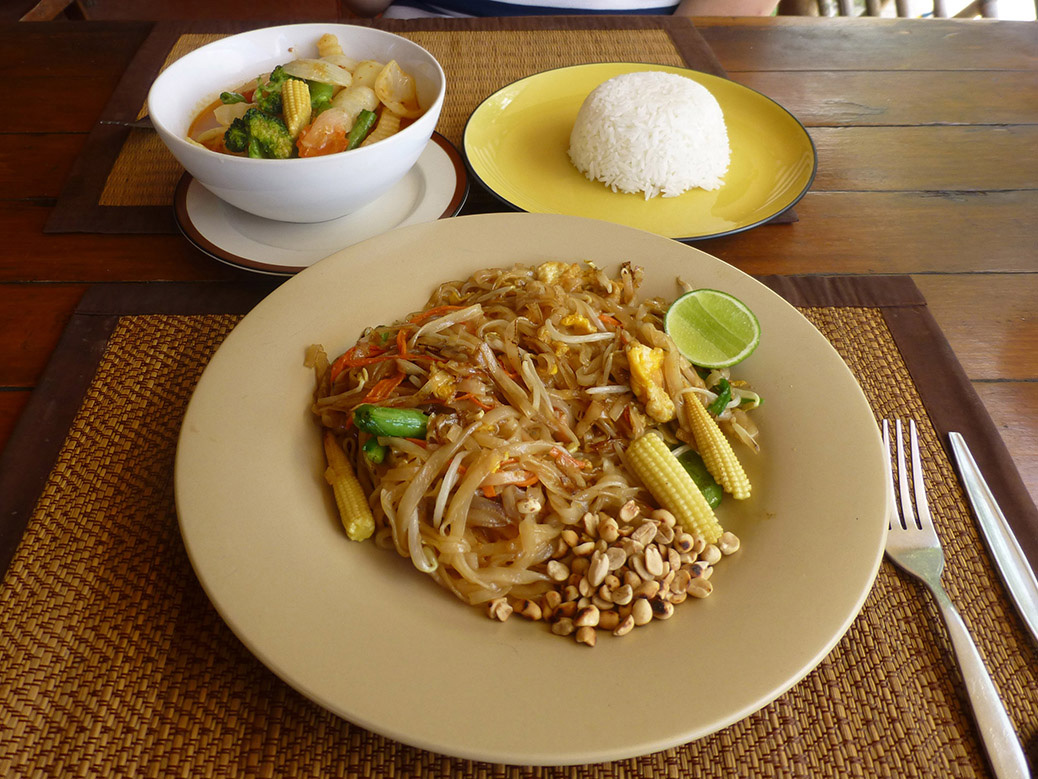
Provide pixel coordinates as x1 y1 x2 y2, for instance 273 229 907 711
809 125 1038 191
4 134 87 201
18 0 76 21
0 203 239 282
71 0 339 20
728 70 1038 127
974 381 1038 509
913 274 1038 381
3 188 1034 280
1 22 151 133
697 17 1038 72
0 391 29 458
702 190 1038 275
0 284 87 387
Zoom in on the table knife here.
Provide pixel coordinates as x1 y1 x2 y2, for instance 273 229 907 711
949 432 1038 648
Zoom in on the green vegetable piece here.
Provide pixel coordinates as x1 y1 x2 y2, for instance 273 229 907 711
224 115 250 152
707 377 732 416
353 404 428 438
362 436 388 464
253 65 290 116
220 91 247 105
242 108 294 158
346 109 377 150
226 108 293 158
308 81 336 116
676 449 723 509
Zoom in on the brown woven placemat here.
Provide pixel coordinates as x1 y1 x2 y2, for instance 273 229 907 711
43 16 799 236
0 276 1035 777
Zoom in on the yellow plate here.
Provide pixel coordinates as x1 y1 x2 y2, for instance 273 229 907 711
463 63 817 241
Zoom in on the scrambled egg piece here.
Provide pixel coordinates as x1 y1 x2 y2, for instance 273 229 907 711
560 313 596 334
420 366 456 401
536 261 574 285
536 261 601 290
626 343 675 423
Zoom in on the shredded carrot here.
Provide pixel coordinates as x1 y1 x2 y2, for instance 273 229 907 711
333 349 442 376
599 313 622 328
395 326 410 358
550 447 589 470
405 437 428 449
456 392 494 410
498 357 519 379
361 373 404 403
481 484 497 499
330 344 386 382
408 304 466 324
513 471 540 488
333 352 400 371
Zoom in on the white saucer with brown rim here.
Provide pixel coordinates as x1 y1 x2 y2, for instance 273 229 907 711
174 133 468 276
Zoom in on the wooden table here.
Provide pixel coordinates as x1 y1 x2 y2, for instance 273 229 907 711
1 16 1036 777
3 16 1036 507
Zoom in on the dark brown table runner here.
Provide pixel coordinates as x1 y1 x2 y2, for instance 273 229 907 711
43 16 799 236
0 275 1034 777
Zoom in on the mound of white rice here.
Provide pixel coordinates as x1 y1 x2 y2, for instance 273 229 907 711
568 71 730 200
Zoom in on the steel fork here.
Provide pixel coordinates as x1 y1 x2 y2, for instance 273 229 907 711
884 419 1030 778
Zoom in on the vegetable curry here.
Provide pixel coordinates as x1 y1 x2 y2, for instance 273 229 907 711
187 32 424 159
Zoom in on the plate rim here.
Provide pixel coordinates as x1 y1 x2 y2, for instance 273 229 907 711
174 212 886 766
461 62 818 242
174 131 469 276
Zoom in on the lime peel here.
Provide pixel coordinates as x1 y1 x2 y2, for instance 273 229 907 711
664 289 760 369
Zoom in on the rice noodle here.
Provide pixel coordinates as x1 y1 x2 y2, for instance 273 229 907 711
309 261 761 610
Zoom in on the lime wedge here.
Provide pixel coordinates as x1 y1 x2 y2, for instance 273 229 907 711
664 289 760 369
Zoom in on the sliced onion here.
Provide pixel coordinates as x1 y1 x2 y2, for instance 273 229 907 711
283 58 353 87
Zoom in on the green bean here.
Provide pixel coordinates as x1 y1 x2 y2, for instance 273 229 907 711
353 404 428 438
346 109 377 150
676 449 723 508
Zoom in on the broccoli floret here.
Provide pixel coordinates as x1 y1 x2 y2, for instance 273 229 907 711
253 65 290 116
308 81 335 116
223 108 294 159
224 115 250 153
246 108 294 159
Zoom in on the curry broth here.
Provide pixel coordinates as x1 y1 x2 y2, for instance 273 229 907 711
186 75 418 158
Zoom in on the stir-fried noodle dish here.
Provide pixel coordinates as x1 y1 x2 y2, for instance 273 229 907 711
307 261 761 645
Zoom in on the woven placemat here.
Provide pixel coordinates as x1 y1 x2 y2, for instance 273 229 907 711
0 276 1034 777
43 16 799 235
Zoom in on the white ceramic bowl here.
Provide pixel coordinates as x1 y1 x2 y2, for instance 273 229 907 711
148 23 445 223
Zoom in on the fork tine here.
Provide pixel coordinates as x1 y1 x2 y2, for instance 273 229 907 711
895 420 918 530
882 420 902 530
908 419 934 532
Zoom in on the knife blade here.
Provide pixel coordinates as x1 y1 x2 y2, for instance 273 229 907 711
949 432 1038 647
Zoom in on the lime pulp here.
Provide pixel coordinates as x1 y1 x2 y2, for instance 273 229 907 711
664 289 761 369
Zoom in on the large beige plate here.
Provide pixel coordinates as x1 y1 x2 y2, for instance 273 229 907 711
175 213 887 766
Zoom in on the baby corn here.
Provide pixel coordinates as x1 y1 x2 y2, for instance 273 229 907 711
323 432 374 541
361 110 401 147
627 432 723 544
281 78 312 139
686 395 751 500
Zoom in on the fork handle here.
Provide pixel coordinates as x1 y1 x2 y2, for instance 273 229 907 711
930 583 1032 778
